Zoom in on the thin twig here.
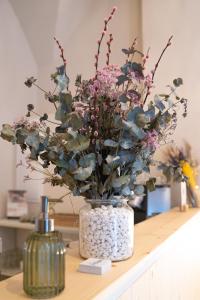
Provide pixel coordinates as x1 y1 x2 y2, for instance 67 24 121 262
31 111 60 125
143 36 173 106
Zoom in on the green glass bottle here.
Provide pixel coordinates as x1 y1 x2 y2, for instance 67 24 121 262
23 196 65 298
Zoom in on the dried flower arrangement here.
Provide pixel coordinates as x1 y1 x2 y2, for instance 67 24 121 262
0 7 189 203
160 142 200 206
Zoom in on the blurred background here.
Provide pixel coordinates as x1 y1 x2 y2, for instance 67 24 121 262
0 0 198 226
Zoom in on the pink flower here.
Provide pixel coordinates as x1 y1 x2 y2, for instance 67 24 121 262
73 101 89 117
88 65 122 99
144 74 154 89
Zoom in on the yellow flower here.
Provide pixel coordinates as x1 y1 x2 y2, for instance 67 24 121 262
180 160 197 189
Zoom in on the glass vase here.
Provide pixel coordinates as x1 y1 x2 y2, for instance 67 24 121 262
79 200 134 261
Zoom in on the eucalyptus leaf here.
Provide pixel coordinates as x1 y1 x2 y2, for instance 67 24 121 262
112 175 130 188
121 186 132 196
1 124 16 143
132 158 145 172
66 112 83 130
104 139 118 147
154 95 165 112
25 133 40 150
127 107 144 122
123 120 146 139
117 74 128 86
79 153 96 170
65 135 90 152
134 185 144 195
120 138 134 149
145 107 155 121
79 184 91 193
74 166 93 181
56 74 69 91
55 93 72 122
106 155 120 165
173 78 183 87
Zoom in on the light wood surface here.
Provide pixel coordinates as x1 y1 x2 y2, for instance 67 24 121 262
0 208 199 300
0 218 78 234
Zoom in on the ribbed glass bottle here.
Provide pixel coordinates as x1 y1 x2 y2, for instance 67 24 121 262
23 231 65 299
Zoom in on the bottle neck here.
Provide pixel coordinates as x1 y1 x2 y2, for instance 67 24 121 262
35 218 54 233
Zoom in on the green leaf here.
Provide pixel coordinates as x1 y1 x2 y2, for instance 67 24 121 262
135 113 149 128
102 164 112 175
118 151 135 163
24 77 36 88
1 124 16 143
154 95 165 112
121 62 143 78
56 74 69 91
120 139 134 149
40 113 48 122
134 185 144 195
65 135 90 152
126 106 148 128
122 186 132 196
117 75 128 86
25 132 40 150
104 139 118 147
79 184 91 193
27 104 34 111
112 175 130 188
79 153 96 170
16 128 28 144
127 107 144 122
74 166 93 181
145 107 155 121
106 155 120 166
173 78 183 87
55 93 72 122
123 120 146 140
132 158 145 172
66 112 83 130
119 94 129 103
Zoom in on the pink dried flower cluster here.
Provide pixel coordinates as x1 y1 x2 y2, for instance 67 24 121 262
73 101 89 117
88 65 121 99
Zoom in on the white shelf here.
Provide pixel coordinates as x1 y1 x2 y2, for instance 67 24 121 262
0 218 78 234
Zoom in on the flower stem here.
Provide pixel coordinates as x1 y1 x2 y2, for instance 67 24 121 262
143 36 173 106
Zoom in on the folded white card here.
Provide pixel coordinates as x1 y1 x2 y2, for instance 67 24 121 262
78 258 111 275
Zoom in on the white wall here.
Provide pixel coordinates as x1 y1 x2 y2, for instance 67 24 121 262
0 0 38 216
142 0 200 160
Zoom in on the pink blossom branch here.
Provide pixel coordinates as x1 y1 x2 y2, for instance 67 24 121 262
54 37 67 66
143 35 173 106
127 37 137 62
106 33 113 65
94 6 117 77
142 47 150 67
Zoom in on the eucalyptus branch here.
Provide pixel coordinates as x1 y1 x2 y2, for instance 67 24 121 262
31 111 60 125
32 82 58 111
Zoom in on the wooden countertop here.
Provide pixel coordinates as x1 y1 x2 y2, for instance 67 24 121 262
0 207 199 300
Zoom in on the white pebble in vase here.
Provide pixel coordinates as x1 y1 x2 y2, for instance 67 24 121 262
79 202 134 261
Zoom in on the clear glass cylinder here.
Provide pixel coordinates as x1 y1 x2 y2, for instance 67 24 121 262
23 231 65 299
79 200 134 261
